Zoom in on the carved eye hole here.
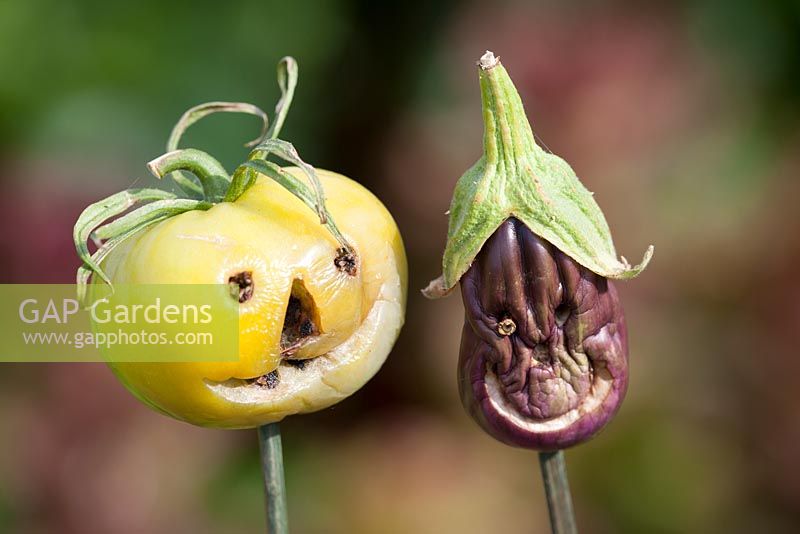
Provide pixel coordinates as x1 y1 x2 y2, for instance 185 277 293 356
334 248 358 276
497 317 516 336
229 271 254 303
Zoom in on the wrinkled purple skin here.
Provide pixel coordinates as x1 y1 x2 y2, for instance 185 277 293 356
459 218 628 450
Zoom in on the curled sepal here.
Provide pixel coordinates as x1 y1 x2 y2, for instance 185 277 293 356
147 148 230 202
459 218 628 450
92 199 212 240
230 159 354 255
74 189 177 284
165 102 269 198
77 228 140 301
225 136 355 255
265 56 298 140
161 57 297 199
248 138 327 222
426 51 653 297
167 102 270 153
74 190 210 294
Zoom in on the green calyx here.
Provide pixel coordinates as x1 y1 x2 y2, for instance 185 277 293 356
74 57 355 297
423 51 653 298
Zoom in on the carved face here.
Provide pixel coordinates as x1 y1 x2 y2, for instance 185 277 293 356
459 218 628 450
102 169 407 428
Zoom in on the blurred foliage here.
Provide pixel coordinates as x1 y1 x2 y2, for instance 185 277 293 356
0 0 350 176
688 0 800 116
0 0 799 533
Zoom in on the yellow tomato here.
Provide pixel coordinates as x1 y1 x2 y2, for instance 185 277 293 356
99 167 407 428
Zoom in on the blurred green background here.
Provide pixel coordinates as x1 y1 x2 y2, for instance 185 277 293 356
1 0 799 532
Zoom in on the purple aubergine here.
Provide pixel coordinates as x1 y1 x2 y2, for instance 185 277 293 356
458 218 628 450
424 52 651 451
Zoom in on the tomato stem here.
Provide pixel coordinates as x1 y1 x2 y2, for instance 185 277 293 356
258 423 289 534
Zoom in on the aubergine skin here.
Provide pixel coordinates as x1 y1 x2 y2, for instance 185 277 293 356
458 218 629 450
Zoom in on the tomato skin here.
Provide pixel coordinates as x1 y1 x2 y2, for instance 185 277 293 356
102 168 407 428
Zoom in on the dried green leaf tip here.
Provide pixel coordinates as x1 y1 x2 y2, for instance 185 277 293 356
423 51 653 299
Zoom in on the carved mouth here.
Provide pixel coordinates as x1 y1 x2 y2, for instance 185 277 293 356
204 246 404 413
279 279 321 358
483 362 613 435
457 218 629 449
205 355 338 404
492 333 595 420
207 275 328 400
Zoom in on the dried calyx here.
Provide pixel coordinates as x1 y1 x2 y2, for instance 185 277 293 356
73 57 357 300
428 51 652 450
424 51 652 300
